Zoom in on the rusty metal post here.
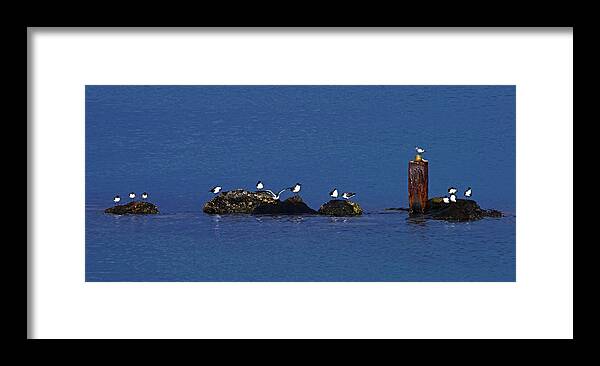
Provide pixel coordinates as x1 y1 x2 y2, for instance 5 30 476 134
408 158 428 214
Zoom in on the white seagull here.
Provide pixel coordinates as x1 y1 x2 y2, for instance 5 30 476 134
256 181 264 190
141 192 148 200
329 188 339 199
290 183 301 193
450 193 457 203
341 192 356 200
264 188 289 200
210 186 222 194
415 146 426 155
464 187 472 197
129 192 136 200
113 195 121 204
448 187 458 195
442 197 450 204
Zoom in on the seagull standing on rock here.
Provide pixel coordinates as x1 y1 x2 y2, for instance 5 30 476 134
329 188 339 199
341 192 356 200
464 187 472 197
416 146 426 155
129 192 136 201
450 193 457 203
442 197 450 204
256 181 264 190
210 186 222 194
141 192 148 200
113 195 121 204
448 187 458 195
290 183 301 193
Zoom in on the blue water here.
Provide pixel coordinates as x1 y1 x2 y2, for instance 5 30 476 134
86 86 515 281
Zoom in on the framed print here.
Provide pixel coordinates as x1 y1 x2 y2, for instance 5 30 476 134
28 27 573 339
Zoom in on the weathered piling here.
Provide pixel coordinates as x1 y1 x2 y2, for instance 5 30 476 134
408 156 428 214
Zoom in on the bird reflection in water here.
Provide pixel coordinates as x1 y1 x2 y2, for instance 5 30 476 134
212 214 222 231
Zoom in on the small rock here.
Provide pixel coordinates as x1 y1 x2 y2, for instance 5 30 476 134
318 200 363 216
105 201 159 215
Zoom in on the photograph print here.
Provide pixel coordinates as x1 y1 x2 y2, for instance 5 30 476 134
85 85 515 282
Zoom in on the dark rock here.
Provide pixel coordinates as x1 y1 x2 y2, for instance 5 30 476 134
104 201 159 215
203 189 316 215
254 195 317 215
422 197 502 221
318 199 363 216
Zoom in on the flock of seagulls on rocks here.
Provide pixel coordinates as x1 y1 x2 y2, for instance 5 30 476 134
112 147 475 207
441 187 472 204
414 147 473 205
211 181 305 200
208 181 358 201
113 192 149 204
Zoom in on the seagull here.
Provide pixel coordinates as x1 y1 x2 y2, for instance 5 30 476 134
113 195 121 204
342 192 356 200
256 181 264 190
129 192 136 200
329 188 339 199
290 183 301 193
448 187 458 195
264 188 289 200
464 187 472 197
415 146 426 155
450 193 457 203
442 197 450 204
141 192 148 200
210 186 222 194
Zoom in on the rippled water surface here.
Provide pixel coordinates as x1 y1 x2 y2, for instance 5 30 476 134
86 86 515 281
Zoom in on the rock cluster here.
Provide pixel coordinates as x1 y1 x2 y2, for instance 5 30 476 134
203 189 316 215
202 189 367 216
